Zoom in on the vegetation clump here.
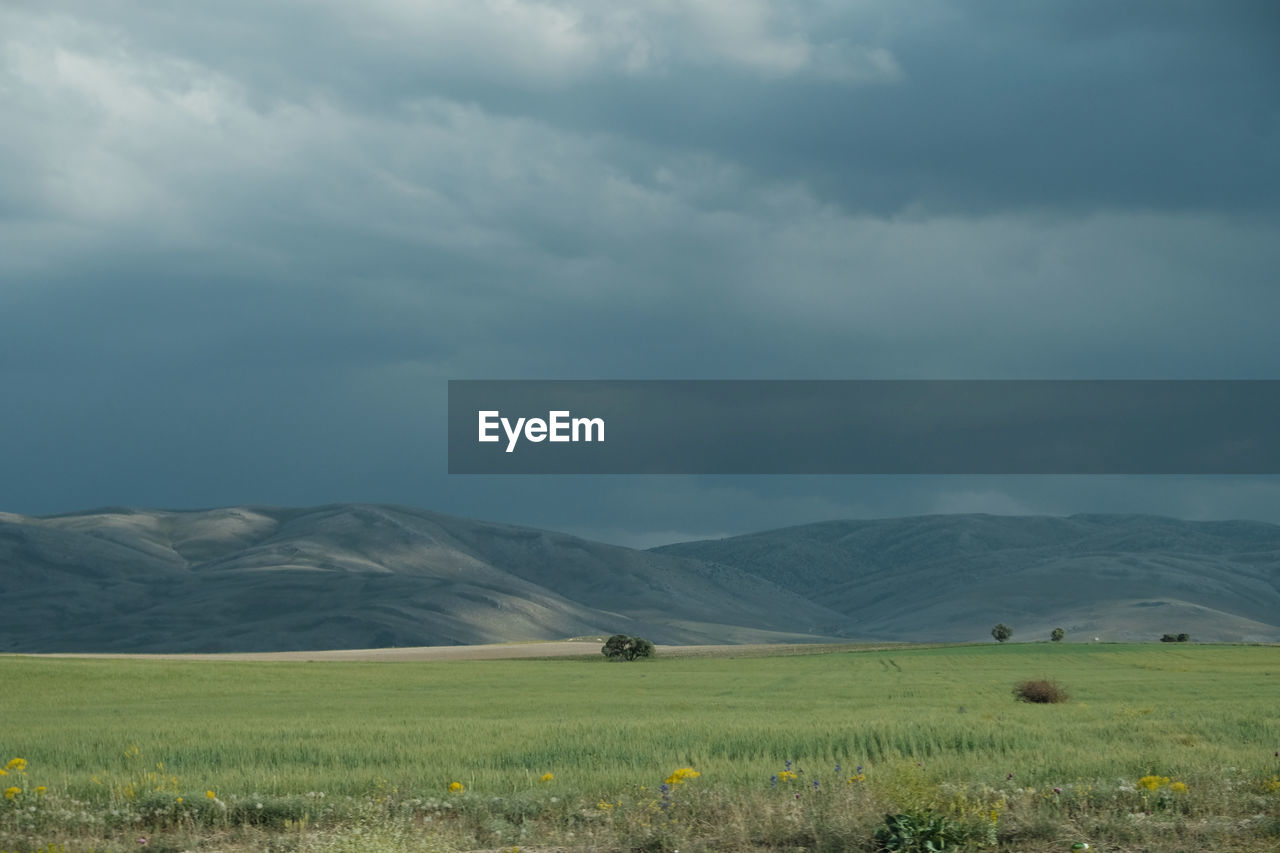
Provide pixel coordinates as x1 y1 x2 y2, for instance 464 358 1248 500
1050 627 1065 642
601 634 655 661
991 623 1013 643
873 810 965 852
1160 633 1191 643
1013 679 1069 704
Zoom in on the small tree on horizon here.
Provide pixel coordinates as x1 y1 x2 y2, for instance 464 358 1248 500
1050 627 1065 642
991 623 1013 643
602 634 655 661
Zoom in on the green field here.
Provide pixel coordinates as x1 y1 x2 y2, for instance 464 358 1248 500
3 644 1280 851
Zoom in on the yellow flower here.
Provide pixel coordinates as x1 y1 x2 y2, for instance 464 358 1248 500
664 767 701 786
596 800 614 810
0 769 6 776
3 786 20 800
35 786 47 796
448 781 465 793
4 758 26 772
1137 775 1169 791
846 774 866 784
177 796 183 803
1169 781 1188 794
206 790 217 799
777 770 798 782
540 773 555 783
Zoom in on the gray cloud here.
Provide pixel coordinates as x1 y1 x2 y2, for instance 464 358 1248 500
2 1 1278 540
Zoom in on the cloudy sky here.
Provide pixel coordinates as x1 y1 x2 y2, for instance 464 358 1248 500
3 0 1278 545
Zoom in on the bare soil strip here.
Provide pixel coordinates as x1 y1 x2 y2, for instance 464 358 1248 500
6 640 888 662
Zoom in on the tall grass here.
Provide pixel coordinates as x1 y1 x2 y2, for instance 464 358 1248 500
2 643 1279 850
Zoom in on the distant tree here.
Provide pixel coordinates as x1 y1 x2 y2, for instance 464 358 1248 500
991 623 1013 643
1176 633 1190 643
1050 627 1065 642
1160 633 1177 643
601 634 655 661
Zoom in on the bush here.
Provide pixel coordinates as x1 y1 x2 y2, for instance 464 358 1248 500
1161 633 1190 643
991 623 1013 643
1050 628 1065 642
1013 679 1069 704
873 811 965 852
601 634 655 661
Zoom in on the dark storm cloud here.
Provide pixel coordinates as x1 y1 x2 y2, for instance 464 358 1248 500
1 1 1278 539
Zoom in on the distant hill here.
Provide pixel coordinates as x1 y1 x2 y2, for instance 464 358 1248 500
653 514 1280 643
3 506 1278 652
0 504 852 652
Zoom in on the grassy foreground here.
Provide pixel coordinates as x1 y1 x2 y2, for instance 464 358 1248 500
2 643 1279 851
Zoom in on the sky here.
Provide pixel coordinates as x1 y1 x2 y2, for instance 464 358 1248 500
2 0 1279 546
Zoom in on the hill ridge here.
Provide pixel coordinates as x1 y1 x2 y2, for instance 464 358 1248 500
3 505 1279 651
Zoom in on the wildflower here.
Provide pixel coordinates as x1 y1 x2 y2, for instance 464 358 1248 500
1006 773 1014 780
596 800 613 811
834 763 841 774
3 787 19 800
176 797 183 803
138 837 148 846
770 775 777 789
1053 787 1063 795
785 759 792 770
448 781 465 793
35 786 46 796
206 790 217 799
664 768 700 786
846 774 866 784
4 759 25 772
777 770 798 782
812 779 820 790
540 773 555 783
1170 782 1188 794
1137 775 1169 792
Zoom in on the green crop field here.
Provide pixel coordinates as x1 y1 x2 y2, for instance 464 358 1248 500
2 644 1280 852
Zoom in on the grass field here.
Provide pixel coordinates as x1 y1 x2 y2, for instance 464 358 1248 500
3 643 1280 851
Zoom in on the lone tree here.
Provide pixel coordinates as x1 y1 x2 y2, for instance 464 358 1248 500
602 634 655 661
1051 627 1065 642
1161 633 1191 643
991 623 1013 643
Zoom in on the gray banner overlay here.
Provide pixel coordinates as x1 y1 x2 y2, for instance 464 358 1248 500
448 380 1280 474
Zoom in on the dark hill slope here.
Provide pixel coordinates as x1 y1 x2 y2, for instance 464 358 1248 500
653 514 1280 643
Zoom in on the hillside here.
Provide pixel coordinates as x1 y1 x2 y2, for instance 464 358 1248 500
4 506 1279 652
653 514 1280 643
0 504 852 652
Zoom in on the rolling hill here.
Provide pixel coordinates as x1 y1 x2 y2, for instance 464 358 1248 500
2 506 1279 652
653 513 1280 643
0 503 852 652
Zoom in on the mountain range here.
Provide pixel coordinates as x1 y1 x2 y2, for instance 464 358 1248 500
2 504 1278 652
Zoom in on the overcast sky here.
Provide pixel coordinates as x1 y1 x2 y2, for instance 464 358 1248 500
3 1 1279 545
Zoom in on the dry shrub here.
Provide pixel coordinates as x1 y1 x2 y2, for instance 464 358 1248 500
1013 679 1069 704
